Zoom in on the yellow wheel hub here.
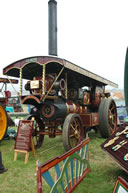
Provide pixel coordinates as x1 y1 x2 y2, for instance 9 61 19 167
0 104 7 140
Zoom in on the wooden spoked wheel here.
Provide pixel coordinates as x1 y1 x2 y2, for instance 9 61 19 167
62 113 84 151
99 99 117 138
26 115 44 149
0 103 8 141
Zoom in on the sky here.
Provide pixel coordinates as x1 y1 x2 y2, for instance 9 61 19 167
0 0 128 89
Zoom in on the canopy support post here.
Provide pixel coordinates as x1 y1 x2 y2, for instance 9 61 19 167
43 66 64 101
65 73 68 99
42 64 46 96
20 69 22 96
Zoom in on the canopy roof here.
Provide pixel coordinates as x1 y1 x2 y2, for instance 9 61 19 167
3 56 118 88
0 77 18 84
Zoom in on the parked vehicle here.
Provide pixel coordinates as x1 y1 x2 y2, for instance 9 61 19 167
3 56 118 150
0 77 18 140
117 105 128 124
6 97 23 113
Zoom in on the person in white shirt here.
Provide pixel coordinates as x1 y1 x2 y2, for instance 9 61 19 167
14 116 20 127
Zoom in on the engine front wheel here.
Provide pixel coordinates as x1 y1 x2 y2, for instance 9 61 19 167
98 99 117 138
62 113 84 151
26 115 44 149
0 103 8 141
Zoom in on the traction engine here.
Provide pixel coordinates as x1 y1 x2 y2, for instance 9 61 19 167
22 73 117 151
3 56 118 151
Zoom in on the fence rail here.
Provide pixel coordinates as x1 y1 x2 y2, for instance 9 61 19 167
36 138 90 193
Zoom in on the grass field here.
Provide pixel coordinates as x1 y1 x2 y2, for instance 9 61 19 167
0 130 128 193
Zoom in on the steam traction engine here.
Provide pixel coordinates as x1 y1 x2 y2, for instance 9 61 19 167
3 56 118 151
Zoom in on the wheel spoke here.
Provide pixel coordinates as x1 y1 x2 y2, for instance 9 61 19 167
71 138 74 147
109 103 117 134
110 105 115 112
109 127 113 133
35 135 39 146
74 119 79 130
71 124 76 131
109 118 114 127
70 137 77 147
69 134 75 138
112 120 115 124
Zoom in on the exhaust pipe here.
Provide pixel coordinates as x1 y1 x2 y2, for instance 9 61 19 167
48 0 57 56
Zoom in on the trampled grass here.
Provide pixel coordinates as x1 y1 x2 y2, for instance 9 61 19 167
0 130 128 193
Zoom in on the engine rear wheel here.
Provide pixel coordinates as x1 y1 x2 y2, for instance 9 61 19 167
0 102 8 141
26 115 44 149
62 113 84 151
99 99 117 137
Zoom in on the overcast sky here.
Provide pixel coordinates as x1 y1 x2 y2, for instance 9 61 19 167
0 0 128 89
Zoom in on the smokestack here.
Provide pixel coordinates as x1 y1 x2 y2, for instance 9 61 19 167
48 0 57 56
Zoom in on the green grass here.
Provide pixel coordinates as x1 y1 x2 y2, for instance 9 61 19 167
0 131 128 193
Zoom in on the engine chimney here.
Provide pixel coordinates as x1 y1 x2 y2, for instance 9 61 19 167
48 0 57 56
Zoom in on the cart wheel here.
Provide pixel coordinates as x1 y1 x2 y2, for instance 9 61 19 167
62 113 84 151
0 102 8 141
98 99 117 138
26 115 44 149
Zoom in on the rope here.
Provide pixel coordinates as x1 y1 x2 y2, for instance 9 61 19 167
39 143 62 154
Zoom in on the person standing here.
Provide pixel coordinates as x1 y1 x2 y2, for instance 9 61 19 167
14 116 20 127
0 151 7 174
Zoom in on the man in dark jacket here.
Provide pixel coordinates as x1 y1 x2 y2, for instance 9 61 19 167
0 151 7 174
